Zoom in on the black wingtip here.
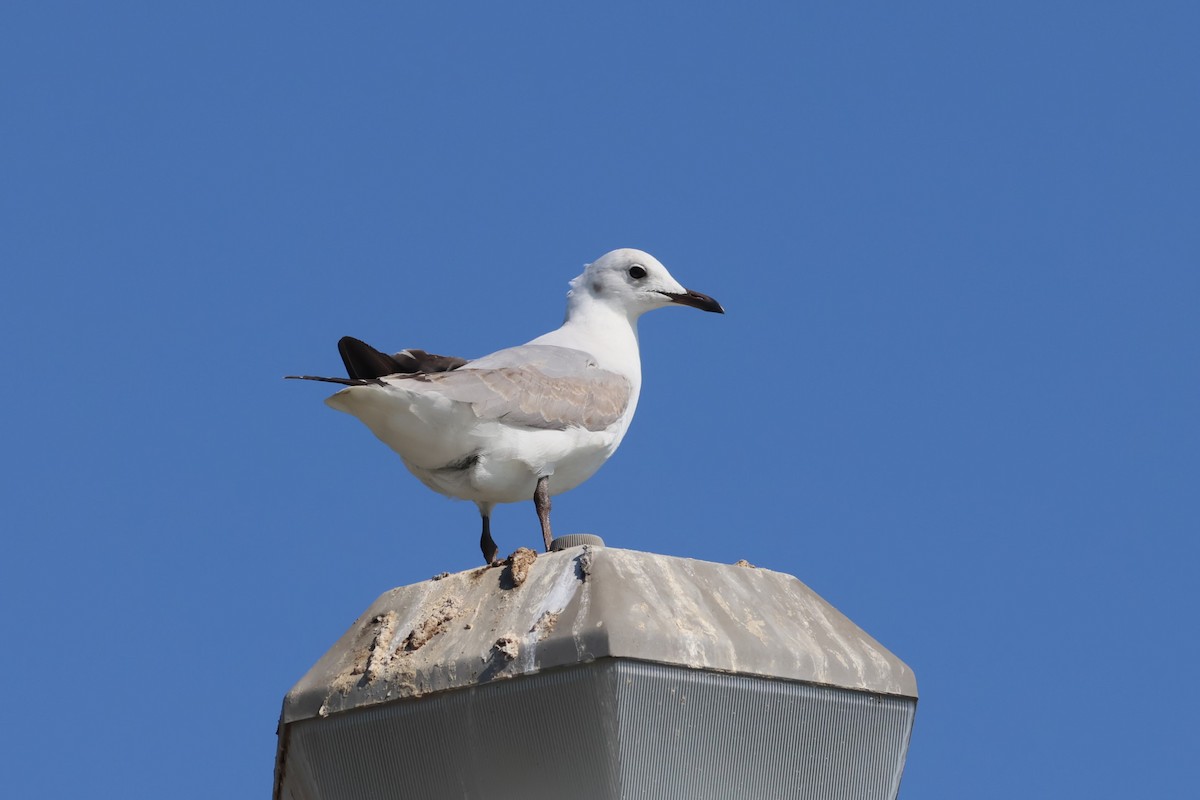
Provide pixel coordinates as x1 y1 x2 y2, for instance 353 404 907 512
338 336 403 380
337 335 469 379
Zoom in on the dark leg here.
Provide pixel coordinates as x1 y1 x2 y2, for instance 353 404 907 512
534 475 553 552
480 513 499 565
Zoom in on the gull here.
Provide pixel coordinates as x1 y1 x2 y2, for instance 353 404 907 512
288 248 723 564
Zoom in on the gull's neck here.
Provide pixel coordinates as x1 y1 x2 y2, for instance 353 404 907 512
529 291 643 387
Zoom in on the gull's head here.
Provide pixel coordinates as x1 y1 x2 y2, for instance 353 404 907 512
569 248 724 319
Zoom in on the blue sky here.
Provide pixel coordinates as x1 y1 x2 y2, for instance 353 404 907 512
2 2 1197 797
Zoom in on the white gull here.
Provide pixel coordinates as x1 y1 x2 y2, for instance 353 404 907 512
288 248 723 563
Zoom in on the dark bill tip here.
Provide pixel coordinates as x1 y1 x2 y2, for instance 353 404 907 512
663 288 725 314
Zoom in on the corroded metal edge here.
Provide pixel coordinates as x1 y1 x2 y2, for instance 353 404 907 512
279 547 917 727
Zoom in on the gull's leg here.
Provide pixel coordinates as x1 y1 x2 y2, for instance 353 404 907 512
478 502 499 565
534 475 553 552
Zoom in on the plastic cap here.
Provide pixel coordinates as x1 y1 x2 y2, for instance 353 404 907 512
550 534 606 551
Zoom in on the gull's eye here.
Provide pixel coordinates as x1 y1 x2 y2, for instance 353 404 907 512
628 264 647 279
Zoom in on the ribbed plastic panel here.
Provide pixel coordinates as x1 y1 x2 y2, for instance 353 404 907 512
613 661 914 800
278 660 914 800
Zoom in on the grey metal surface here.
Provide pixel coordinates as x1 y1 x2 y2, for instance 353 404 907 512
280 548 916 727
277 660 915 800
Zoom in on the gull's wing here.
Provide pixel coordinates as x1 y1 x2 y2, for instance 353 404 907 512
403 345 631 432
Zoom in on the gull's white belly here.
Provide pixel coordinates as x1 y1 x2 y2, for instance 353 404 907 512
406 425 620 504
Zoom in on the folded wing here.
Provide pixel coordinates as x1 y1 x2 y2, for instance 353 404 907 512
407 345 630 432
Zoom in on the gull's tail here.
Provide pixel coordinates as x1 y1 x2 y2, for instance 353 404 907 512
284 374 372 386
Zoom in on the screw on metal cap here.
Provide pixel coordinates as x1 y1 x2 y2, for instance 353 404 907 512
550 534 605 551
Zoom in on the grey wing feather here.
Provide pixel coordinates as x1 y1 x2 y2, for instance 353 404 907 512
465 345 599 376
403 345 631 431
